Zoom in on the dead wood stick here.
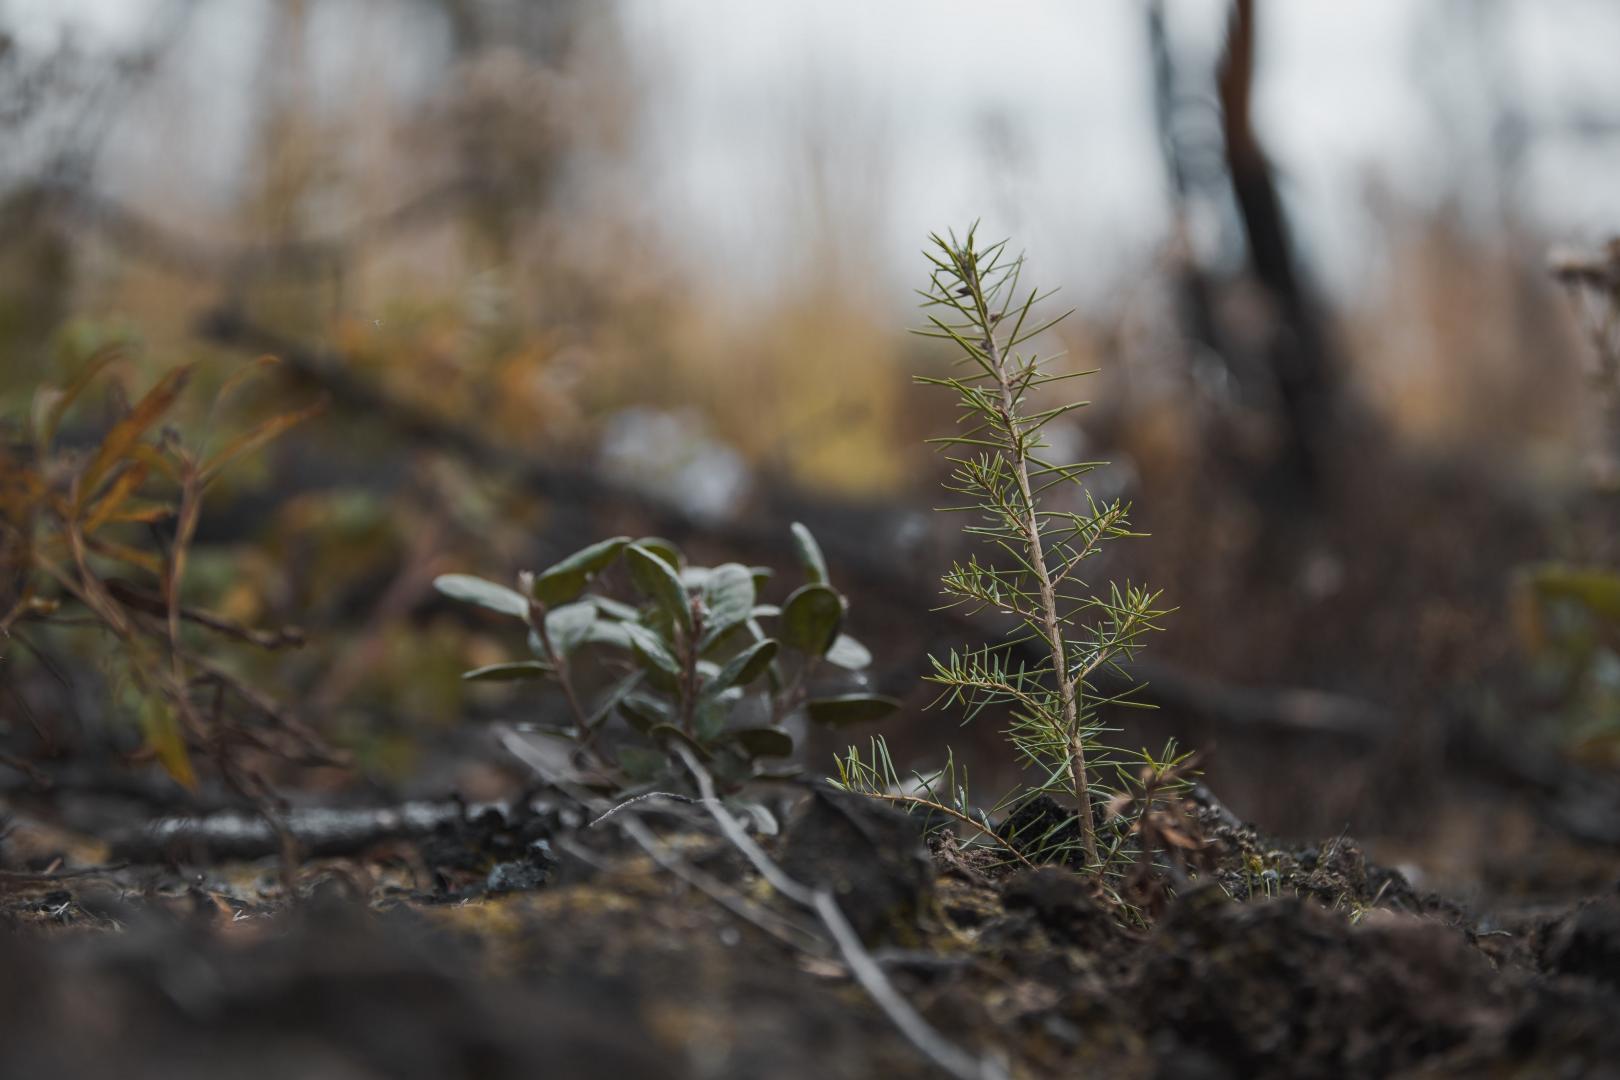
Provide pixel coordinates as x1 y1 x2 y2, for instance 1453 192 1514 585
103 578 305 649
497 730 826 955
0 863 128 886
105 798 536 863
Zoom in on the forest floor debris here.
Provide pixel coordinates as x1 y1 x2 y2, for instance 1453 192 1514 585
4 785 1620 1079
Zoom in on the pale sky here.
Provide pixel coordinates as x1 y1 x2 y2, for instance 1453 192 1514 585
6 0 1620 303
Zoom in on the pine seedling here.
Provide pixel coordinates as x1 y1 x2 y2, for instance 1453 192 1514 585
839 225 1177 876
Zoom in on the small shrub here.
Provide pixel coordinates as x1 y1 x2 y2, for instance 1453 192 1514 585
0 351 326 789
435 523 898 793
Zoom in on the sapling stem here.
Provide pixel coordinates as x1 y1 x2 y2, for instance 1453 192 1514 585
967 268 1100 868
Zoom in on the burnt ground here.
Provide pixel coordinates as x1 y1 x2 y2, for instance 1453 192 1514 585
3 781 1620 1080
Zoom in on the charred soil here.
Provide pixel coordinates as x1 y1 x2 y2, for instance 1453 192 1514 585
3 786 1619 1079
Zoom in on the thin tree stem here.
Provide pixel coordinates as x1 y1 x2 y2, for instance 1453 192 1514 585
964 254 1101 869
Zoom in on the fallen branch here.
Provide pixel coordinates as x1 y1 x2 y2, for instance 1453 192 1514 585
0 863 128 885
106 798 534 863
195 307 760 546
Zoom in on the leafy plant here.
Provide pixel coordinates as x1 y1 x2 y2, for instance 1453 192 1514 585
435 522 899 793
836 226 1192 886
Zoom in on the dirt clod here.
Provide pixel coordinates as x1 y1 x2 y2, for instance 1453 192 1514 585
1542 896 1620 989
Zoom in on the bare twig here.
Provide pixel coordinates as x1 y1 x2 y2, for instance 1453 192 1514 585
586 791 699 829
615 814 826 956
0 862 128 884
0 749 49 786
811 888 1001 1080
671 745 1005 1080
497 730 824 952
103 578 304 649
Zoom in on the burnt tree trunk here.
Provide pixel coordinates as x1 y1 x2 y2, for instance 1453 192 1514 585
1215 0 1339 508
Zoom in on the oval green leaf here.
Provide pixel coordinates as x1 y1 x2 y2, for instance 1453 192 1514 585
628 543 692 634
705 638 778 695
649 723 712 760
702 563 755 638
730 727 795 759
618 693 671 733
617 746 668 782
582 619 634 650
824 633 873 670
806 693 902 727
533 536 629 607
589 595 641 621
622 621 682 684
780 583 843 656
434 574 529 619
633 537 683 571
695 691 738 742
790 522 829 585
543 601 598 655
462 660 551 681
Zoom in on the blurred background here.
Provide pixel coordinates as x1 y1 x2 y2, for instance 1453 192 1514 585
6 0 1620 899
